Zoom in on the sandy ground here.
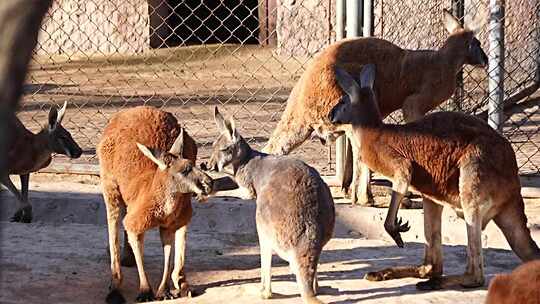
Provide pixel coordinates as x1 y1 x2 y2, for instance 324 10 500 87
1 175 540 304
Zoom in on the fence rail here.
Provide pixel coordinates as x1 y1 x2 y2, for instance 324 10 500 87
21 0 540 177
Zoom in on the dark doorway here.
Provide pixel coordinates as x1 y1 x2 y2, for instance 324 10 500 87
149 0 260 48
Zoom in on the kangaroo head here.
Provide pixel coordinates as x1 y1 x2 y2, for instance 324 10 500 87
136 128 214 198
442 9 488 67
329 64 381 126
47 101 82 158
208 106 251 172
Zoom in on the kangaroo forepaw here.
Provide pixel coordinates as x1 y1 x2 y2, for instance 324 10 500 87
10 206 32 223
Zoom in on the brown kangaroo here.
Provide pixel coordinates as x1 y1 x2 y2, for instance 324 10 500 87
3 101 82 222
207 107 335 304
97 106 214 303
263 9 487 206
329 65 540 290
484 260 540 304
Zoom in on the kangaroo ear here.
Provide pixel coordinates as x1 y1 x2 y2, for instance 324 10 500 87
136 143 167 170
214 106 228 133
169 128 184 156
359 64 376 89
334 67 359 104
443 9 462 33
48 106 58 131
56 101 67 124
227 117 239 142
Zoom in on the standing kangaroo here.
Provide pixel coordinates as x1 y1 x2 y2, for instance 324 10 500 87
264 9 487 205
3 101 82 222
329 65 540 289
207 107 335 304
98 106 215 303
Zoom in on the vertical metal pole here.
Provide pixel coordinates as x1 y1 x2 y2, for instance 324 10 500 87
363 0 372 37
346 0 361 37
488 0 505 131
336 0 345 40
336 0 362 182
452 0 464 111
335 0 346 181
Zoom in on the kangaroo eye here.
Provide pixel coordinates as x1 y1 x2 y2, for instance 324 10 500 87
220 146 232 153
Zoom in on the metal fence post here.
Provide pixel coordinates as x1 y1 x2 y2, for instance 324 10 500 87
363 0 372 37
335 0 346 182
488 0 505 131
336 0 345 40
346 0 361 37
452 0 464 111
335 0 362 183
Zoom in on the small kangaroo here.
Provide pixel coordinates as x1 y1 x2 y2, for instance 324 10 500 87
329 65 540 290
3 101 82 222
207 107 335 304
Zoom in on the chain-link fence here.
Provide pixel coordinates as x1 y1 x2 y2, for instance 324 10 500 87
20 0 539 177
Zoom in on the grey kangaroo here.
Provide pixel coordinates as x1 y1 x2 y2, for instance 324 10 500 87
207 107 335 304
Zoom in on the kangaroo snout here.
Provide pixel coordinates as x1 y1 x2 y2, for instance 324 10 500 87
69 146 83 159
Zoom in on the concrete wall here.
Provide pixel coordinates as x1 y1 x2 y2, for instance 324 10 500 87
37 0 150 56
275 0 335 57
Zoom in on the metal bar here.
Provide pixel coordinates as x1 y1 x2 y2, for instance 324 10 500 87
452 0 464 111
336 0 363 183
346 0 361 37
334 0 348 183
487 0 505 131
336 0 345 40
363 0 372 37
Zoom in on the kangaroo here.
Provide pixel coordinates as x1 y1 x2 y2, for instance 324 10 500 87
484 260 540 304
3 101 82 222
97 106 214 304
207 107 335 304
329 65 540 289
263 9 487 206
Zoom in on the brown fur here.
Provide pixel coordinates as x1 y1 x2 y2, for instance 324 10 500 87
98 106 212 303
264 32 478 154
331 67 540 290
6 117 52 175
485 260 540 304
264 12 487 205
2 104 82 223
99 106 197 233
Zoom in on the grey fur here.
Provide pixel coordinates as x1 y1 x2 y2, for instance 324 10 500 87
208 107 335 304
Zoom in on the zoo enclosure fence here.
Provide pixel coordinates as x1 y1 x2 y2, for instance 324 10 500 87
21 0 540 178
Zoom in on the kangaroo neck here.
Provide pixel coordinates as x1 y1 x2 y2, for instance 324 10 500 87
26 128 53 172
438 39 466 74
233 148 267 190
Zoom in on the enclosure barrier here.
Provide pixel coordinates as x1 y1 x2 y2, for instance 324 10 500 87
19 0 539 178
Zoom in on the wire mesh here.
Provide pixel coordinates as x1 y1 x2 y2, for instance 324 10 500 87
374 0 540 175
20 0 539 176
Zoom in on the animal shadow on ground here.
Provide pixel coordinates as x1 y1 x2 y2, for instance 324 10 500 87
195 241 520 302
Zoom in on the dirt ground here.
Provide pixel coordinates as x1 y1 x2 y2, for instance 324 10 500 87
1 175 540 304
17 44 540 176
